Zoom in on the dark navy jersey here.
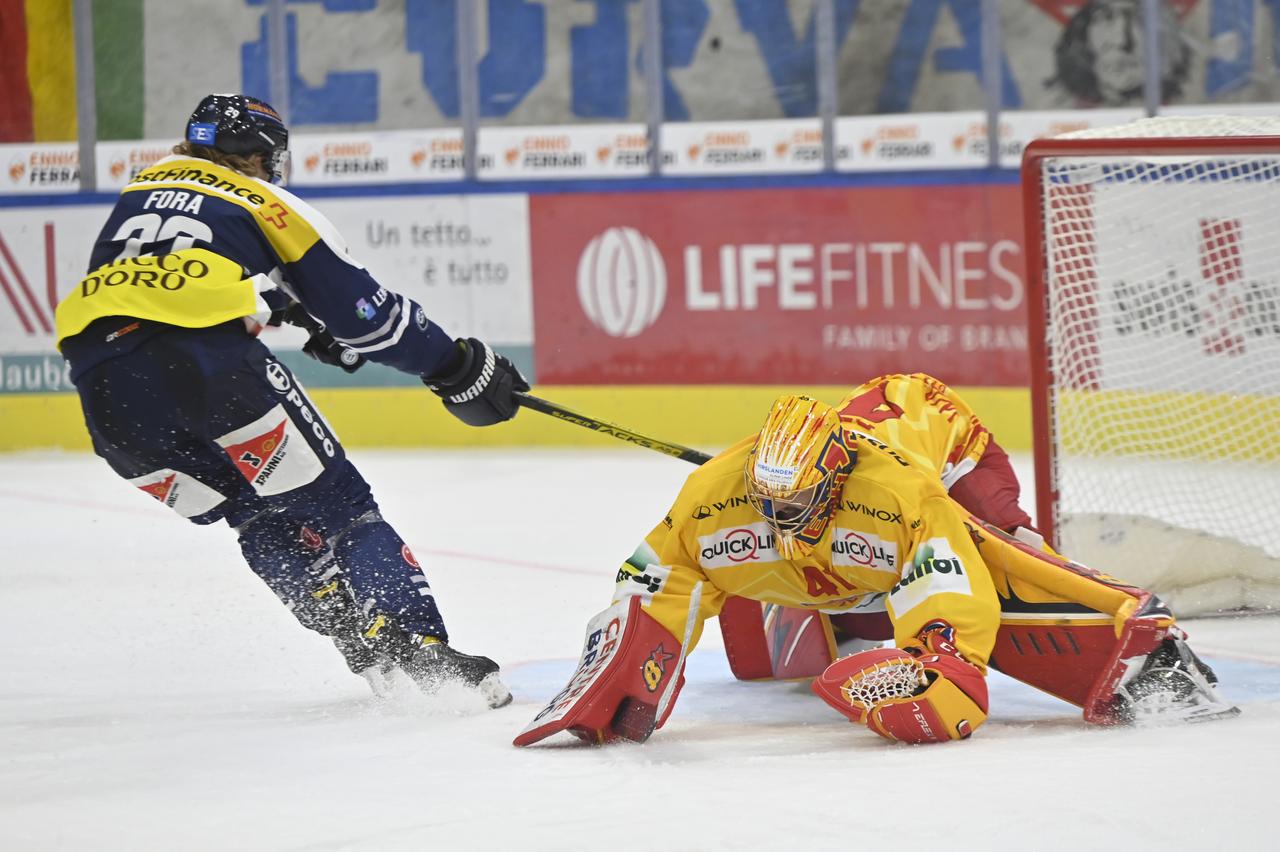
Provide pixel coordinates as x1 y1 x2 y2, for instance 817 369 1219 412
61 154 457 380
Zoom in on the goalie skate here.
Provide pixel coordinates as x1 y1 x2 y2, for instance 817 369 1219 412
1109 637 1240 726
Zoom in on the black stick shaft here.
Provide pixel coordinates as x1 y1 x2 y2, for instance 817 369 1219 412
514 392 712 466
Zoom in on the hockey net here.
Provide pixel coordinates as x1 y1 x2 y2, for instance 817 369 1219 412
1023 116 1280 617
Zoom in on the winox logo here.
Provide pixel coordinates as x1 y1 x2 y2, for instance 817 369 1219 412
698 522 780 569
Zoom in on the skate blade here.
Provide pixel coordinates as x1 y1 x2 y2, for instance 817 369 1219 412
1130 700 1241 726
479 672 513 710
359 664 399 699
1179 703 1241 724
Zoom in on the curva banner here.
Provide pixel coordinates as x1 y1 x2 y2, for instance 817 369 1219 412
530 183 1029 387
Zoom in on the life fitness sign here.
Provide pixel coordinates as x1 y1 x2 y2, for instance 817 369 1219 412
529 184 1028 385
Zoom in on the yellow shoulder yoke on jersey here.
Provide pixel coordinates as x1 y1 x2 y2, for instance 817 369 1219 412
124 157 320 263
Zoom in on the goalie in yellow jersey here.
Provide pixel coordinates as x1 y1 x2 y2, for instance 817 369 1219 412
514 374 1238 747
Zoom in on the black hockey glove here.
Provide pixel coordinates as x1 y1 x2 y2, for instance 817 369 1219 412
424 337 529 427
282 303 365 374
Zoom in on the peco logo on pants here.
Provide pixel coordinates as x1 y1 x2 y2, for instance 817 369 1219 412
261 361 335 458
576 226 666 338
265 360 292 393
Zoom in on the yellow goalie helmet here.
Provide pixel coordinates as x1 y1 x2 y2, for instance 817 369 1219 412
745 395 856 558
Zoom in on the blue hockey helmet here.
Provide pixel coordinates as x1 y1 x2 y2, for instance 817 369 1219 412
185 94 290 184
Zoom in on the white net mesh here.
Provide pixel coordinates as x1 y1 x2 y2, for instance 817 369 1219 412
1035 117 1280 615
1059 115 1280 140
840 656 926 710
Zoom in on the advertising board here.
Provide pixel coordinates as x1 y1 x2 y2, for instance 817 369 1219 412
529 184 1028 386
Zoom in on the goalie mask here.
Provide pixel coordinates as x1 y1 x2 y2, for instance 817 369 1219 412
185 94 291 185
745 395 856 558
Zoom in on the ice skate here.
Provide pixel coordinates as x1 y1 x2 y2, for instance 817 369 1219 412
372 621 512 709
331 632 398 698
400 640 513 709
1110 637 1240 725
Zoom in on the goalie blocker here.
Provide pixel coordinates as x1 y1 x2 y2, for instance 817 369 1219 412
515 593 696 746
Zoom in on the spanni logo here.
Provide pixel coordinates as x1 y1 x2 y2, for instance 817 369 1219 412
576 226 666 337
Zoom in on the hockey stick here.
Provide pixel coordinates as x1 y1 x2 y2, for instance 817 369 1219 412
514 392 713 465
654 580 704 728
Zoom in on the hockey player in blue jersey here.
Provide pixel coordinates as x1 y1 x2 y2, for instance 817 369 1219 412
54 94 523 708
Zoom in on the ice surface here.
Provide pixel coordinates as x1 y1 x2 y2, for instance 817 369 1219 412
2 449 1277 852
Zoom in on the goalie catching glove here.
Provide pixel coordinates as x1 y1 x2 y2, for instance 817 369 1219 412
812 620 989 744
425 337 529 427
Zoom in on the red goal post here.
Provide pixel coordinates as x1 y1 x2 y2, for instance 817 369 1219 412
1021 117 1280 616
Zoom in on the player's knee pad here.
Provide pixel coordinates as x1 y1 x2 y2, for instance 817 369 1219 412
329 511 446 641
237 512 315 596
515 596 686 746
238 513 354 634
813 645 989 744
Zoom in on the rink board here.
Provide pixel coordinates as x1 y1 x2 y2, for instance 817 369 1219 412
0 384 1031 454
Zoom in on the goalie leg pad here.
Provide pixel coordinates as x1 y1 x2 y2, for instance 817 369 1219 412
717 595 773 681
813 645 989 744
514 596 685 746
718 598 838 681
719 598 885 682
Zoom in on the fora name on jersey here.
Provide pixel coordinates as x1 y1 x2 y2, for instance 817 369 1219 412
698 522 780 569
142 189 204 214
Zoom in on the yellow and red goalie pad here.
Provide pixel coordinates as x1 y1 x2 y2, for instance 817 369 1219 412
967 516 1175 723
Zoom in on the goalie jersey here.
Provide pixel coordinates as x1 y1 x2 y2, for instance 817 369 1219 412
56 155 456 381
614 374 1002 669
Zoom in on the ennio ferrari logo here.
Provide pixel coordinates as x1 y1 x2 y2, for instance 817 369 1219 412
576 226 666 338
